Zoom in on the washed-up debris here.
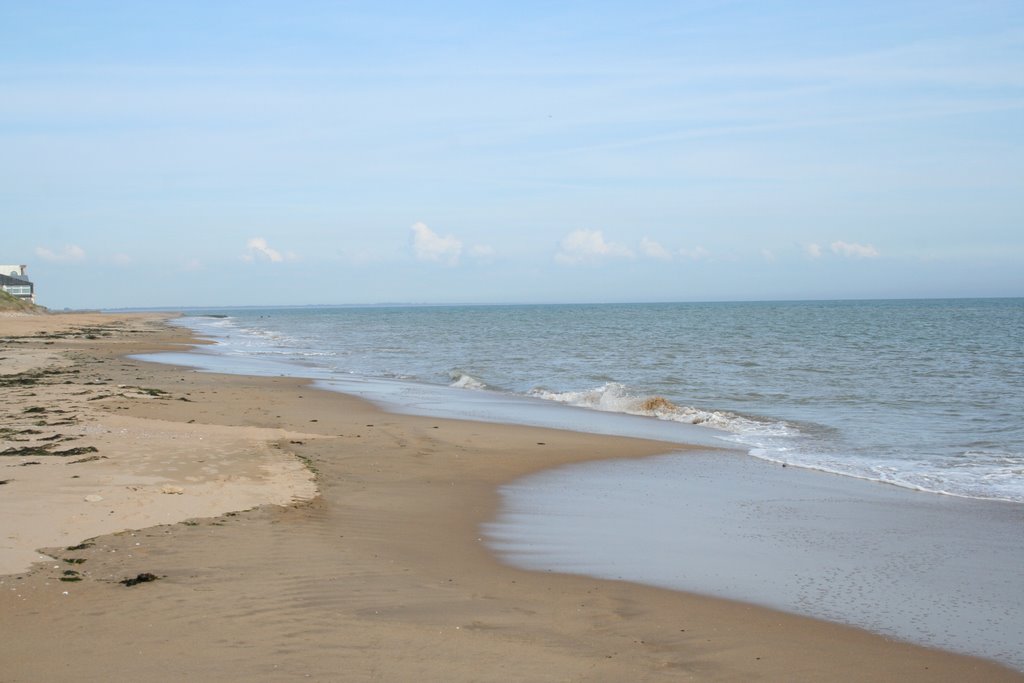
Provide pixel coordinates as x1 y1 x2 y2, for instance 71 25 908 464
120 573 159 587
1 445 99 458
54 446 98 457
0 446 51 457
66 542 94 551
68 454 105 464
0 428 42 436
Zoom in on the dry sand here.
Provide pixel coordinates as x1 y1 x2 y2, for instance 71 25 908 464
0 312 1019 681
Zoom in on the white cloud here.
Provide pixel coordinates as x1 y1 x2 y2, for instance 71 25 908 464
556 229 634 265
761 248 777 262
35 244 86 263
640 237 672 261
243 237 294 263
831 240 880 258
111 253 133 266
183 258 202 271
804 243 823 259
411 222 462 265
678 246 711 261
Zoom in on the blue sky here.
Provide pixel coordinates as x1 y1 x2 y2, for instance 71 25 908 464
2 1 1022 308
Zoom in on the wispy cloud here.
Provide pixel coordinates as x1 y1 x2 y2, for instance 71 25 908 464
804 240 880 259
411 222 462 265
831 241 880 258
556 229 633 265
678 246 711 261
35 244 86 263
639 237 672 261
242 237 294 263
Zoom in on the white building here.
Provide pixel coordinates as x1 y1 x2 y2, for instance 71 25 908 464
0 264 35 303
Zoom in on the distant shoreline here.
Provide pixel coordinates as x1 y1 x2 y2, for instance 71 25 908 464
99 294 1024 313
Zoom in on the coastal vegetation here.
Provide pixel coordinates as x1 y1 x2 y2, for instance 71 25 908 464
0 289 45 313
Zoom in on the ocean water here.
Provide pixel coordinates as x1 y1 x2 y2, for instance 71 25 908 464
166 298 1024 504
147 298 1024 669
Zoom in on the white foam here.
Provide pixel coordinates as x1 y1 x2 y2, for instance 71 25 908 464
528 382 789 435
741 445 1024 503
449 370 487 390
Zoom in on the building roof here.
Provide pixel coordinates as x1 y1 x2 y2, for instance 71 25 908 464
0 273 33 287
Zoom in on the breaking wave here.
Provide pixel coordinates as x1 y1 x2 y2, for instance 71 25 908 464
449 370 488 390
528 382 790 435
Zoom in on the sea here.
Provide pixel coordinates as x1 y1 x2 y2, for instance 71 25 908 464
159 298 1024 504
142 298 1024 669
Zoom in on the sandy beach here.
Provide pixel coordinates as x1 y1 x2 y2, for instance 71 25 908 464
1 312 1020 682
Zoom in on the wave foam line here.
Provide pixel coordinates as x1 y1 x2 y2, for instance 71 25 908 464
527 382 788 435
449 370 488 390
745 448 1024 504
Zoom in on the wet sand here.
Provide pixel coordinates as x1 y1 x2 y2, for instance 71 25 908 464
486 451 1024 669
1 312 1019 681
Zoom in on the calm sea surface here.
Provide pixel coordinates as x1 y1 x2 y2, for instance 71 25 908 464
171 298 1024 503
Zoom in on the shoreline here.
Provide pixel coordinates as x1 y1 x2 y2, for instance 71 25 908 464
487 450 1024 669
1 312 1020 681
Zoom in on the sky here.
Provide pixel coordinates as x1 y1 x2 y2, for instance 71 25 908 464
2 1 1022 309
